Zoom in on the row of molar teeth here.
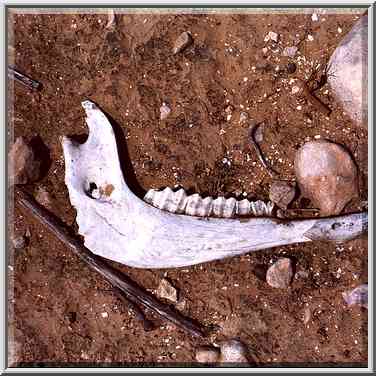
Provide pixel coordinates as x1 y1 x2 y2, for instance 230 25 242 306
144 188 274 218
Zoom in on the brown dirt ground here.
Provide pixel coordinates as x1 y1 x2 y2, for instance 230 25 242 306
7 10 368 367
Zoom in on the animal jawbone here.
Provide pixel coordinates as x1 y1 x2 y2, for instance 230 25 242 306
61 100 368 269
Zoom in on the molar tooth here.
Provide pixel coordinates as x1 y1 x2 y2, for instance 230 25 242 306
173 188 188 213
266 201 275 216
144 187 188 213
250 200 271 216
236 199 251 215
144 189 158 204
185 194 212 217
212 197 227 217
223 197 237 218
156 187 174 210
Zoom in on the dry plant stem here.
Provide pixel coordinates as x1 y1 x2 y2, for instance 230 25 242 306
248 123 280 179
112 287 156 332
295 78 331 116
15 187 208 338
8 67 41 91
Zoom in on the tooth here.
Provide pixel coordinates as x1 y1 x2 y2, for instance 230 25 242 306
212 197 226 217
62 100 368 268
185 194 212 217
236 199 251 215
223 197 237 218
144 189 158 204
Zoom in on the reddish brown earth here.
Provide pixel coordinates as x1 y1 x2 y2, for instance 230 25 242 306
8 9 368 367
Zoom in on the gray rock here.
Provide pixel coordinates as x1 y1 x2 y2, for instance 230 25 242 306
269 180 296 210
156 278 178 303
294 140 358 216
219 339 251 364
342 284 368 309
12 234 27 249
195 346 220 363
282 46 298 57
172 32 193 54
35 186 53 210
328 15 368 127
266 258 293 289
160 102 171 120
8 137 42 185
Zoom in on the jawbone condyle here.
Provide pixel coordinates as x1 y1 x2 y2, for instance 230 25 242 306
61 101 368 269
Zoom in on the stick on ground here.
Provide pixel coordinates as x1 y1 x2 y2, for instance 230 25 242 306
15 187 209 338
8 67 42 91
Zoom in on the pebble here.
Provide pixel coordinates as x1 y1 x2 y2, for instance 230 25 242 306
195 346 220 363
307 35 314 41
269 180 296 210
342 284 368 309
8 137 42 185
156 278 178 303
264 31 279 43
294 140 358 216
311 13 319 22
219 340 250 364
35 186 53 210
12 234 27 249
286 62 297 74
160 102 171 120
266 258 294 289
239 112 249 124
172 31 193 54
282 46 298 57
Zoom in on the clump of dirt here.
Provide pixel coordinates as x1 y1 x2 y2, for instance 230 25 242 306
8 9 367 367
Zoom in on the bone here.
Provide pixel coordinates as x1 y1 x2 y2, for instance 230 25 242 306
61 100 368 269
144 188 274 218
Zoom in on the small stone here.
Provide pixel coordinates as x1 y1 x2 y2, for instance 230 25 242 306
172 31 193 54
294 140 358 215
264 31 279 43
225 105 233 113
302 307 311 324
175 298 186 311
295 270 309 280
269 180 296 210
261 47 268 56
101 312 108 318
12 234 27 249
239 112 249 124
8 137 42 186
156 278 178 303
311 13 319 22
219 340 250 364
266 258 294 289
291 85 300 95
195 346 220 363
35 186 53 210
307 34 314 42
342 284 368 309
282 46 298 57
160 102 171 120
286 62 297 74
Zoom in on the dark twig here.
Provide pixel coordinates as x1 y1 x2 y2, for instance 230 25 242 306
112 287 156 332
248 122 280 179
8 67 42 91
15 187 209 338
294 78 331 116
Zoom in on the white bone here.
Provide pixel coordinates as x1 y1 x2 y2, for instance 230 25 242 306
62 101 367 269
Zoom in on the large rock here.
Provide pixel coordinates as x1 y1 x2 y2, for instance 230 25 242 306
328 15 368 128
8 137 43 185
295 140 358 216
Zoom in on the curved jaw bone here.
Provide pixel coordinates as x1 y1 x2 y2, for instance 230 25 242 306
62 101 368 269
